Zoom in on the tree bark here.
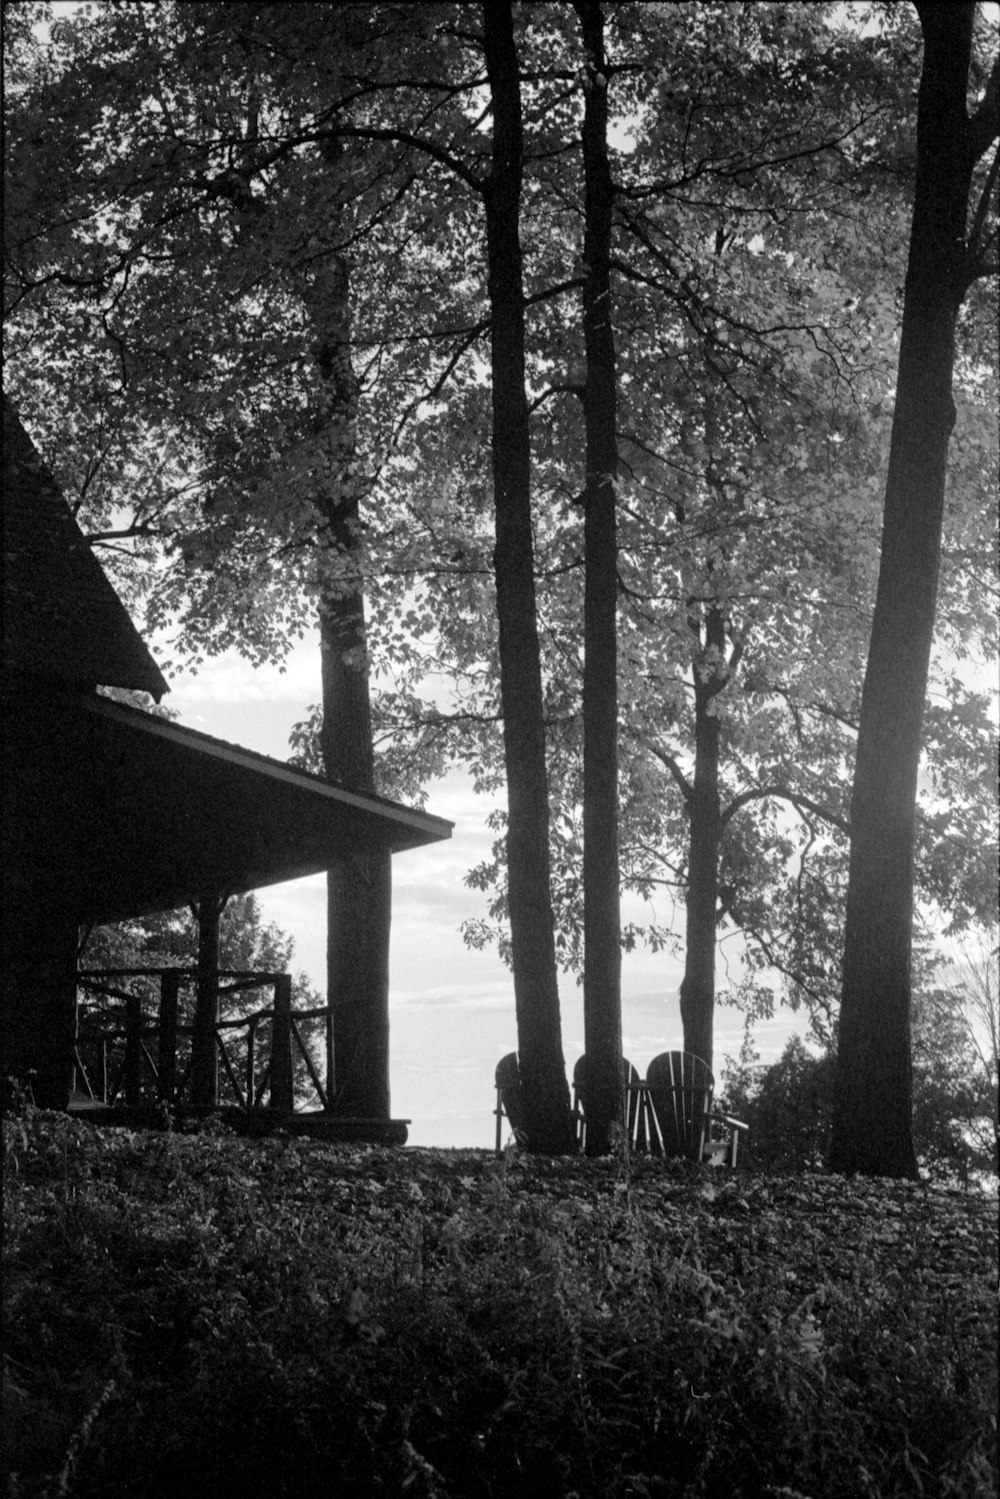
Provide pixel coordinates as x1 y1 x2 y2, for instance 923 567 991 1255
829 3 995 1178
576 0 623 1155
482 1 575 1154
322 582 392 1118
679 607 726 1073
310 248 393 1120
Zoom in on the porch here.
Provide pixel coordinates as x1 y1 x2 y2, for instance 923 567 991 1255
69 966 410 1144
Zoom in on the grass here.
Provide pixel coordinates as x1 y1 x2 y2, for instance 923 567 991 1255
3 1106 997 1498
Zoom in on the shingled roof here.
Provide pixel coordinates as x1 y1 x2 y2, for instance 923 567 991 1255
2 397 169 701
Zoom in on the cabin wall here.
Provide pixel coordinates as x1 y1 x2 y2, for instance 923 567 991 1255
2 679 86 1108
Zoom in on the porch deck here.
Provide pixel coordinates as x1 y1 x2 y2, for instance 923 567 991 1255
70 966 409 1145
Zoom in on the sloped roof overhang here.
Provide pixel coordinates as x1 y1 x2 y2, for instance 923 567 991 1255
3 399 169 702
76 695 453 923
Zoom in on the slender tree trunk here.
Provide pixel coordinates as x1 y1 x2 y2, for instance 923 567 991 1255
576 0 622 1154
829 3 995 1178
321 579 392 1119
678 606 724 1074
679 608 726 1073
482 1 575 1154
310 250 392 1120
677 370 733 1075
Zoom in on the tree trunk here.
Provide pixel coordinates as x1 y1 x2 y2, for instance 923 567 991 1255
322 584 392 1118
482 0 575 1154
310 249 393 1120
576 0 623 1155
829 3 991 1178
679 606 725 1073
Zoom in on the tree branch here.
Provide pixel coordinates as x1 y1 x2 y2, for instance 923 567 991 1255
302 122 484 194
967 50 1000 163
720 785 850 835
966 141 999 276
632 733 693 804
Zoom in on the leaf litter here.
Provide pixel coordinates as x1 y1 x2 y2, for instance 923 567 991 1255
3 1110 997 1499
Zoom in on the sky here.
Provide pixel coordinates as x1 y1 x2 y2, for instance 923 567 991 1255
157 628 809 1148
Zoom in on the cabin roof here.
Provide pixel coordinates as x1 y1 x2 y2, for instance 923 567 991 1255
76 692 452 920
2 397 169 702
3 396 452 924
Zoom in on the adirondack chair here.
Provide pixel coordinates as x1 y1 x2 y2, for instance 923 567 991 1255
572 1055 653 1151
494 1051 529 1152
645 1051 749 1167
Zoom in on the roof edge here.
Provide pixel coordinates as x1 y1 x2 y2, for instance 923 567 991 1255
81 692 454 843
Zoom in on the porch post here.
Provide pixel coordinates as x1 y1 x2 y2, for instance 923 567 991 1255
124 991 142 1108
158 970 180 1107
328 848 391 1119
270 973 294 1113
191 893 224 1109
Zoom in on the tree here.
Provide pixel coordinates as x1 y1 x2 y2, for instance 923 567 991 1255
3 1 478 1121
719 1033 835 1175
936 923 1000 1176
829 3 999 1178
4 0 583 1149
720 945 999 1186
482 1 575 1152
459 2 996 1078
6 4 996 1157
575 0 623 1154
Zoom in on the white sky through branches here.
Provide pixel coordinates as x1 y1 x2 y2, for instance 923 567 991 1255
162 630 807 1147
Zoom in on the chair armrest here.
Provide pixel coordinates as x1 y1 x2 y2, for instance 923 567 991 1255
710 1111 749 1133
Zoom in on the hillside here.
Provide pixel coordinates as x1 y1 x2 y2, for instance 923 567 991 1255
4 1108 997 1498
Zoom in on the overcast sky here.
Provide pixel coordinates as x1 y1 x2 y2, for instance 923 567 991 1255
156 631 806 1147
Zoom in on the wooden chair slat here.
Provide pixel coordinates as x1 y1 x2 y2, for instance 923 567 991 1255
646 1051 749 1166
494 1052 529 1152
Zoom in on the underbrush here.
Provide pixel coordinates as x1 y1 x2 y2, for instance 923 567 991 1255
3 1108 997 1498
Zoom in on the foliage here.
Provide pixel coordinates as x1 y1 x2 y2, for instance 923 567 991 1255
3 4 997 1112
827 1 998 1177
719 1034 836 1176
3 1109 996 1499
82 893 298 977
720 935 999 1187
77 896 326 1110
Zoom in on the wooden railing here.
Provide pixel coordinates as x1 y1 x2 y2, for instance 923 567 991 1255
74 968 331 1115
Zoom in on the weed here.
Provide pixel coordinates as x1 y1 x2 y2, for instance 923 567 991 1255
3 1117 996 1499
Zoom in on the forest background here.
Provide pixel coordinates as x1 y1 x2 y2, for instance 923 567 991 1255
3 1 997 1158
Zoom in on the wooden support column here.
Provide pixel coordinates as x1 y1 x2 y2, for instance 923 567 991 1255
270 973 294 1113
324 1005 335 1118
124 991 142 1108
191 893 225 1109
158 970 180 1107
328 849 392 1119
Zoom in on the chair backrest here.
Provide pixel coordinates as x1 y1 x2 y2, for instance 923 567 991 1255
495 1051 528 1148
646 1051 714 1161
573 1054 642 1148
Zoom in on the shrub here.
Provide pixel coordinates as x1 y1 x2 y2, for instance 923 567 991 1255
4 1110 997 1498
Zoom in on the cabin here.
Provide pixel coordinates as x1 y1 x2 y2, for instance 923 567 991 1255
1 397 452 1134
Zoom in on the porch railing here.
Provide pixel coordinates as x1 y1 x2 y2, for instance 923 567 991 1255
73 968 332 1115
